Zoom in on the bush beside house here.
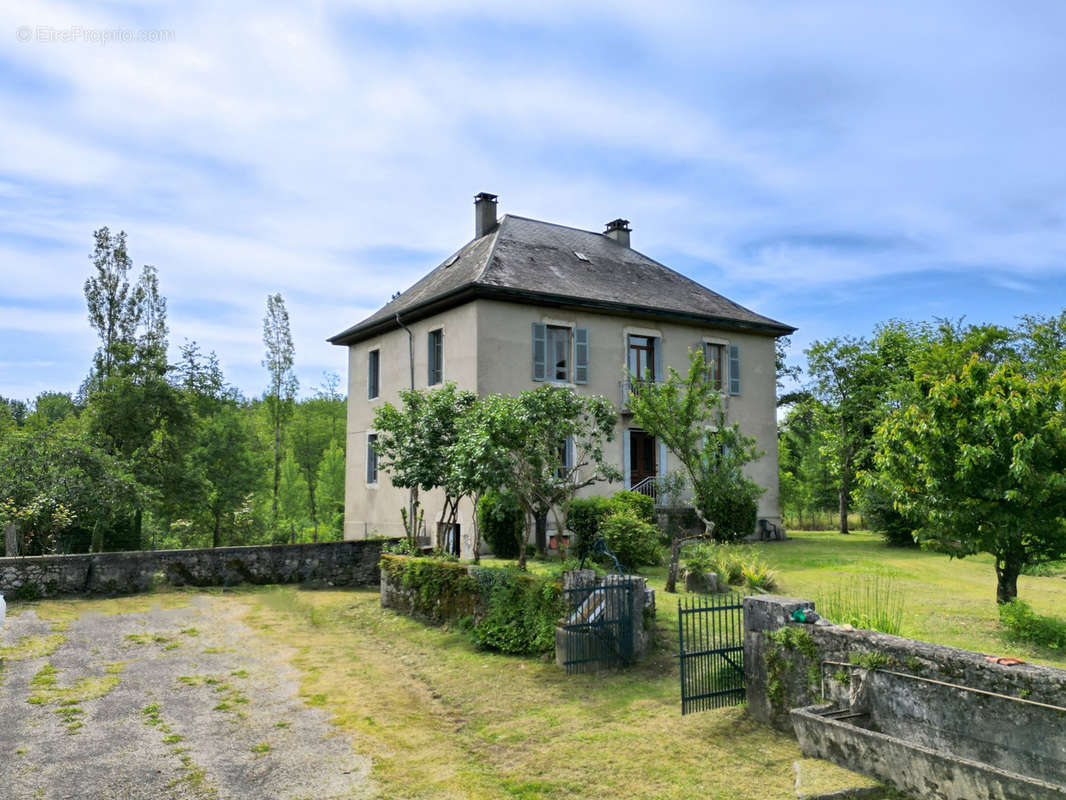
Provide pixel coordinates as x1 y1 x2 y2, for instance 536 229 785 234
379 554 565 656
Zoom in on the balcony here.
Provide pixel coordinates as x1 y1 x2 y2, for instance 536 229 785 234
618 378 663 414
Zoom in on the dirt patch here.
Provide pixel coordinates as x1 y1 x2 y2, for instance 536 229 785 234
0 595 374 799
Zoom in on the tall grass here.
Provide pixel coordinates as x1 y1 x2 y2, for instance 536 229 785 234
683 543 778 593
816 575 905 636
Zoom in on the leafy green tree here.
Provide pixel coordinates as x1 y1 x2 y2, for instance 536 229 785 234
195 406 263 548
25 392 78 431
373 383 478 547
262 293 298 525
278 449 308 543
627 348 763 542
289 400 332 541
0 430 144 555
449 387 620 567
315 438 346 539
871 355 1066 604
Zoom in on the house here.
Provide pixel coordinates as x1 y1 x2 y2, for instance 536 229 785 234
329 193 795 557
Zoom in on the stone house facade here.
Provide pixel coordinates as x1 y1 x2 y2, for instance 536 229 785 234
329 193 795 558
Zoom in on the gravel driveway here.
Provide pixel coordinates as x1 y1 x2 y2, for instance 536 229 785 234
0 594 375 800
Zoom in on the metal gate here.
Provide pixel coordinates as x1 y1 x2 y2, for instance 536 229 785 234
560 581 634 674
678 592 745 714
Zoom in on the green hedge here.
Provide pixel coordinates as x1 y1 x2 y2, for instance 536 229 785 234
567 490 659 566
477 489 524 559
380 555 565 656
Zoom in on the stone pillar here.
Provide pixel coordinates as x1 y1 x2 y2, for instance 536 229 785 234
743 594 816 730
4 523 18 557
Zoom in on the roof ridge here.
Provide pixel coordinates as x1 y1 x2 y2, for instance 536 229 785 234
473 217 505 284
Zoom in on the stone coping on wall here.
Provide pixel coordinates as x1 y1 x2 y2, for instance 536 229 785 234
0 539 393 598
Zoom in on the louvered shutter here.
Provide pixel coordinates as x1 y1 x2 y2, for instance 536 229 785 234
729 344 741 395
653 337 663 382
574 328 589 384
532 323 546 381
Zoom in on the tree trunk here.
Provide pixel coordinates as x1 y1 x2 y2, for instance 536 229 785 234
666 536 683 593
517 510 531 571
471 492 482 565
272 413 281 524
534 508 548 556
996 556 1022 604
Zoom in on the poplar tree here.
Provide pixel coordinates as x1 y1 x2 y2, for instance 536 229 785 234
262 294 298 524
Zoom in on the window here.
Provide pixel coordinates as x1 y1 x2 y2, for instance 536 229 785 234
368 349 380 399
547 326 570 381
427 329 443 385
532 324 589 383
555 436 573 479
628 335 657 382
366 433 378 484
704 343 725 391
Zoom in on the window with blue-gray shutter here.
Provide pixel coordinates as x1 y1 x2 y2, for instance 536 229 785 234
574 328 589 384
532 323 546 381
428 329 443 385
729 344 741 395
367 433 378 484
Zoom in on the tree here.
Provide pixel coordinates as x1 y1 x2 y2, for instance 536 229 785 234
871 355 1066 604
627 348 764 540
373 384 478 547
315 438 346 539
262 293 298 525
450 387 620 568
193 405 262 548
278 448 308 543
84 227 138 380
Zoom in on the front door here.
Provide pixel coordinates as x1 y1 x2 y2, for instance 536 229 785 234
629 430 657 488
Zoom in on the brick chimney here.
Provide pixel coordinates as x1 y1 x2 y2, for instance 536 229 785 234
474 192 498 238
604 218 631 248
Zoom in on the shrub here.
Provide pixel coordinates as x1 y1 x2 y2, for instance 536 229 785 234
477 490 525 559
599 511 662 571
1000 599 1066 649
384 538 418 555
682 543 774 591
707 493 758 543
470 566 566 655
566 496 616 561
858 484 916 547
380 555 564 656
817 576 905 636
683 543 717 579
741 562 778 593
610 490 654 523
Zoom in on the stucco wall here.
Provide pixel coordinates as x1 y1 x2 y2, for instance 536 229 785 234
0 540 390 599
343 302 480 554
475 299 781 520
342 297 784 555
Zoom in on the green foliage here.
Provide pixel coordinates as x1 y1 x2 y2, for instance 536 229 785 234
383 538 418 555
683 543 775 590
470 566 566 655
999 599 1066 649
610 490 653 523
848 651 891 670
476 490 524 559
565 496 616 561
626 348 763 542
870 351 1066 604
380 556 564 655
769 626 818 660
856 483 916 547
315 439 346 539
598 512 662 571
817 576 905 636
380 555 479 622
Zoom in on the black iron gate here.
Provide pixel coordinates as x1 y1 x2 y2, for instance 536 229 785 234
560 581 634 673
678 592 745 714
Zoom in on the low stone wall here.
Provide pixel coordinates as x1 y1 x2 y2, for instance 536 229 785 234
0 539 392 599
744 595 1066 798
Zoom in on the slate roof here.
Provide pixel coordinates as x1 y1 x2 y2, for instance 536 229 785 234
329 215 795 345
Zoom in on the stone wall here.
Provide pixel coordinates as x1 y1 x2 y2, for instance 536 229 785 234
744 595 1066 798
743 594 1066 731
0 539 392 599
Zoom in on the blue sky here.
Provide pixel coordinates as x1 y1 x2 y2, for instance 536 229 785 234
1 1 1065 402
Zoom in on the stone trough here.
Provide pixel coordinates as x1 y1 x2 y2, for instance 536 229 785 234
791 664 1066 800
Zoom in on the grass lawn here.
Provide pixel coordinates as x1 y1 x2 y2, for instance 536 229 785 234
754 530 1066 670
